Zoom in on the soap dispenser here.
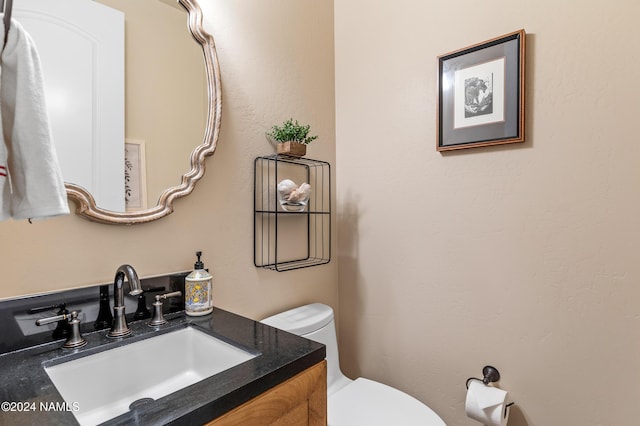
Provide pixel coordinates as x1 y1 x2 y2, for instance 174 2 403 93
184 251 213 316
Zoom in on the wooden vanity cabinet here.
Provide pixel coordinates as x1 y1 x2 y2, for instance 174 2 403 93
207 360 327 425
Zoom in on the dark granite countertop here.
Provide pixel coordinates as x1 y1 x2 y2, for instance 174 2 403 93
0 307 326 425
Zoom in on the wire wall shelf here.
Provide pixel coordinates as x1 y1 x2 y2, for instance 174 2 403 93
254 154 331 271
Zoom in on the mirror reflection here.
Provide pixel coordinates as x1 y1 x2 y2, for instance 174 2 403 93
16 0 208 214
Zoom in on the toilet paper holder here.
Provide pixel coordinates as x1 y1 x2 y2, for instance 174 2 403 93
466 365 514 419
466 365 502 388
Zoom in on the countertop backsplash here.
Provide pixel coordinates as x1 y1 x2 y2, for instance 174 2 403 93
0 271 189 354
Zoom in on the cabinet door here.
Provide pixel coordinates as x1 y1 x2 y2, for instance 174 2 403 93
208 360 327 426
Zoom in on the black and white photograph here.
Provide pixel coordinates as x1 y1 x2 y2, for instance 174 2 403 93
454 58 505 130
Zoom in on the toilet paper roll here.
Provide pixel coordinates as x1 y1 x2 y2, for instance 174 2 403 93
465 380 510 426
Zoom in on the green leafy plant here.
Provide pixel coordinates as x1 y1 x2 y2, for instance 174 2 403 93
267 118 318 145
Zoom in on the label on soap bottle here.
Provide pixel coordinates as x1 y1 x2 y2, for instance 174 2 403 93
185 271 213 316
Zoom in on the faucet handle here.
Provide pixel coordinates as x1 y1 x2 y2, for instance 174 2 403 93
148 291 182 327
35 312 70 326
157 291 182 300
36 311 87 349
133 286 166 320
29 303 71 339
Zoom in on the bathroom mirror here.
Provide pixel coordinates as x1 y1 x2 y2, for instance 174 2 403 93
20 0 221 224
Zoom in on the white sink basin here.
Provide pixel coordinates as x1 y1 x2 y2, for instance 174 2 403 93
44 327 257 426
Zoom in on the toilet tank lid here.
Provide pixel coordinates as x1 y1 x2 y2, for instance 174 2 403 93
261 303 334 336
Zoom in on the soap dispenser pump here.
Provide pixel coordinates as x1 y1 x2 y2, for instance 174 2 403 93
184 251 213 316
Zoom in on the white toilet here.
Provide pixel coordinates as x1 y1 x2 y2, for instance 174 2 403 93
261 303 446 426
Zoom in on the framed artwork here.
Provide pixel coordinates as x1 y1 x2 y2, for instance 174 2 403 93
124 139 148 211
437 29 525 151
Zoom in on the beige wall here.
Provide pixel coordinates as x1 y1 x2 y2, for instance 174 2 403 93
5 0 639 424
335 1 640 425
0 0 337 322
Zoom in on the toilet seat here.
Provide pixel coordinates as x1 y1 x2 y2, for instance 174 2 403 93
328 378 446 426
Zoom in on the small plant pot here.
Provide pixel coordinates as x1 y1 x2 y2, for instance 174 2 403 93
277 141 306 157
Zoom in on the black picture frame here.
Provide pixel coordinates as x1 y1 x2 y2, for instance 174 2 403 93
437 29 525 151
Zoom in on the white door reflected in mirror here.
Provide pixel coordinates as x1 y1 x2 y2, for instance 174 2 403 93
16 0 125 211
14 0 210 217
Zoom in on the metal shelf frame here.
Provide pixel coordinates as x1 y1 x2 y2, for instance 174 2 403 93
254 154 331 271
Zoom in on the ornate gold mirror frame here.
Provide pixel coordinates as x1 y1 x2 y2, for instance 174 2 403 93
66 0 221 225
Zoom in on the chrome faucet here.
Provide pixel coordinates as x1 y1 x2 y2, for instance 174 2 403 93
107 264 143 338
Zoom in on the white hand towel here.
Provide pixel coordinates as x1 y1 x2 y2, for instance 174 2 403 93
0 16 69 221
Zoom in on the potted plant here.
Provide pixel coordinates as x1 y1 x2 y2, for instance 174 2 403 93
267 118 318 157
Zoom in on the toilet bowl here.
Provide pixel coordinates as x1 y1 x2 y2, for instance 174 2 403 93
261 303 446 426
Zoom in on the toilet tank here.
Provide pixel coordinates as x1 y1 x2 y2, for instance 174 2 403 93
261 303 351 394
